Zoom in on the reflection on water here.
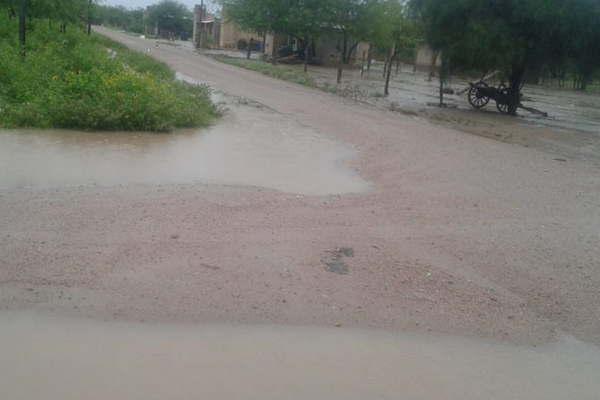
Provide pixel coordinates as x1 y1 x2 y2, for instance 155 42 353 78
1 311 600 400
0 104 369 196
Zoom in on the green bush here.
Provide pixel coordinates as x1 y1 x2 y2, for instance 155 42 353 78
0 16 216 132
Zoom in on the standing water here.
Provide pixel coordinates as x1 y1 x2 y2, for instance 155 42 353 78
1 311 600 400
0 101 369 196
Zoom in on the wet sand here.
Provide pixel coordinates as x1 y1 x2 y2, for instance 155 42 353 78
3 311 600 400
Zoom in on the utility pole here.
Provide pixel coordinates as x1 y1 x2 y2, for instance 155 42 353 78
19 0 26 56
198 0 204 48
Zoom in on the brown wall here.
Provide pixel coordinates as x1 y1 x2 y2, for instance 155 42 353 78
219 20 258 49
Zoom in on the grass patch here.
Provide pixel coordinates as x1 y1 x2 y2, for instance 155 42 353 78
0 17 217 132
213 55 316 87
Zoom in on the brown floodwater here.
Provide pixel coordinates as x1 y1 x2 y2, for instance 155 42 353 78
2 311 600 400
0 102 369 196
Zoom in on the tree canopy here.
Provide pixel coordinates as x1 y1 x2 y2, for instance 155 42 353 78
410 0 600 108
146 0 193 39
222 0 391 81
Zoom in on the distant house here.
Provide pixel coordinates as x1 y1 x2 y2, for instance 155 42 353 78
193 4 369 66
193 5 261 50
415 45 441 72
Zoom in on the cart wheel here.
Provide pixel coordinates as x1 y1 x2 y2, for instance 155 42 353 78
496 86 511 114
468 81 490 109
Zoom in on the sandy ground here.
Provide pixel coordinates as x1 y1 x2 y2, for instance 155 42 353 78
1 27 600 347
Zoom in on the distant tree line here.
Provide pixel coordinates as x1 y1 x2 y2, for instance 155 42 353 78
92 1 193 40
1 0 96 54
92 4 145 34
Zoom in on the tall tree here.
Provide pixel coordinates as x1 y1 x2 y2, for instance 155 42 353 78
146 0 193 39
326 0 379 84
287 0 329 72
370 0 421 96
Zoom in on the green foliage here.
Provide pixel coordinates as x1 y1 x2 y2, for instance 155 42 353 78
0 15 216 132
92 5 146 34
411 0 600 86
146 0 193 40
214 55 316 86
221 0 282 35
370 1 421 59
92 1 193 39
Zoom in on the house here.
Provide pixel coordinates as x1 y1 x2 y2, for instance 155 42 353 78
193 4 261 50
193 4 369 66
414 44 441 72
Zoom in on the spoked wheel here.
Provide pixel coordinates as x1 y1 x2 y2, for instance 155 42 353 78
496 85 511 114
468 81 490 109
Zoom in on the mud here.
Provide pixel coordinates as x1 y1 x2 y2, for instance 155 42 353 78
2 311 600 400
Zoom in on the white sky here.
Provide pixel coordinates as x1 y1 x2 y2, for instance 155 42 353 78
101 0 218 11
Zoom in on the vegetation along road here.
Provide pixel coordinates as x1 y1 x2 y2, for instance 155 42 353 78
1 26 599 348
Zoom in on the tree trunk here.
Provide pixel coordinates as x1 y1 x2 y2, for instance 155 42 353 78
303 37 309 73
360 50 366 78
428 51 439 82
87 0 92 35
508 65 525 115
439 74 444 107
367 45 372 72
337 32 348 84
384 47 395 96
438 55 446 107
19 0 26 56
246 38 253 59
395 57 400 75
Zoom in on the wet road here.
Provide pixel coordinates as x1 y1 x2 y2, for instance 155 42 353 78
1 27 600 348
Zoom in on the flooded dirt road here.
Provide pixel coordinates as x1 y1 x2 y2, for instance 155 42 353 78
3 312 600 400
2 28 600 395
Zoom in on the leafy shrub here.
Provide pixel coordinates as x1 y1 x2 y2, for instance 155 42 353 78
0 16 216 132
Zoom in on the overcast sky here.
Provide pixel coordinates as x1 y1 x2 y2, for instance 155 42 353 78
102 0 217 11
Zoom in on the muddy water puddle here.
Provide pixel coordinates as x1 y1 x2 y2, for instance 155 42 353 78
1 311 599 400
0 102 369 196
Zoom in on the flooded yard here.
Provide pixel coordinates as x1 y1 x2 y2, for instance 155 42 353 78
198 49 600 161
308 62 600 136
2 311 600 400
0 96 369 196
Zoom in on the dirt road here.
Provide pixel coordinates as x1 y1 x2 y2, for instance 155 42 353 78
1 27 599 345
